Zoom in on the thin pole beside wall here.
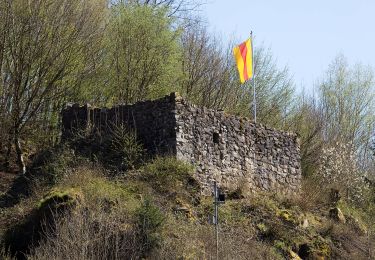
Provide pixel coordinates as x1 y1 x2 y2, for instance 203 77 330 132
251 31 257 123
214 181 219 260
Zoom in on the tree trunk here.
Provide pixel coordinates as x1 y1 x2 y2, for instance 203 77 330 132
14 132 26 174
3 132 13 170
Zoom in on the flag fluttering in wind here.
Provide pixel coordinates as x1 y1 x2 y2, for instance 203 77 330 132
233 38 253 84
233 34 257 122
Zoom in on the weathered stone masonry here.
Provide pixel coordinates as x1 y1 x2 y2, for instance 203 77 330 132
62 93 301 194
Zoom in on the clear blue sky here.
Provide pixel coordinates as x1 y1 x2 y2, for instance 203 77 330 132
201 0 375 91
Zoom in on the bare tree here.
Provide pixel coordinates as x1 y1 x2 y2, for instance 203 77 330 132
318 55 375 167
180 23 295 128
233 44 295 128
287 93 325 176
0 0 105 173
180 23 240 110
289 55 375 176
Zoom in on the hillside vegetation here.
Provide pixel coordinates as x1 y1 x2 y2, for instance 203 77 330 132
0 143 374 259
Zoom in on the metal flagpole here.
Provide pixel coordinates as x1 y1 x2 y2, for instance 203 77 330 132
251 31 256 123
249 31 257 222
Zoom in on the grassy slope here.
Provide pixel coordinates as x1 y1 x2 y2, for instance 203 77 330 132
0 156 374 259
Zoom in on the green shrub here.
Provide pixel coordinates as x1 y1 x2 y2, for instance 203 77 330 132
67 123 144 172
109 123 144 170
135 198 165 256
59 166 140 212
142 157 196 193
71 123 144 170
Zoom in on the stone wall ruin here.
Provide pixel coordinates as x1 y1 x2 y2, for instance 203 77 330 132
62 93 301 194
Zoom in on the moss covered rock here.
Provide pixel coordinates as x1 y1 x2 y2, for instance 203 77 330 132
277 209 296 223
38 188 83 212
2 188 83 259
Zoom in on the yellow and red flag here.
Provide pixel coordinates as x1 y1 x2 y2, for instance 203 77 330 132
233 38 253 83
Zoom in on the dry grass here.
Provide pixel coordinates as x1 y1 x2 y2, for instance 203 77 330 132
292 177 331 212
25 166 166 260
155 215 280 260
28 206 140 260
0 247 15 260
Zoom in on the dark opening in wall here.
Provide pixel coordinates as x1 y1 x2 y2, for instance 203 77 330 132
213 132 220 144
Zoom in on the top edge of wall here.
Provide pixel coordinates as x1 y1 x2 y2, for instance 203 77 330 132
62 92 299 138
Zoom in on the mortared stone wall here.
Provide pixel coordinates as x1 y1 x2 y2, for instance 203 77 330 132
62 93 301 194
